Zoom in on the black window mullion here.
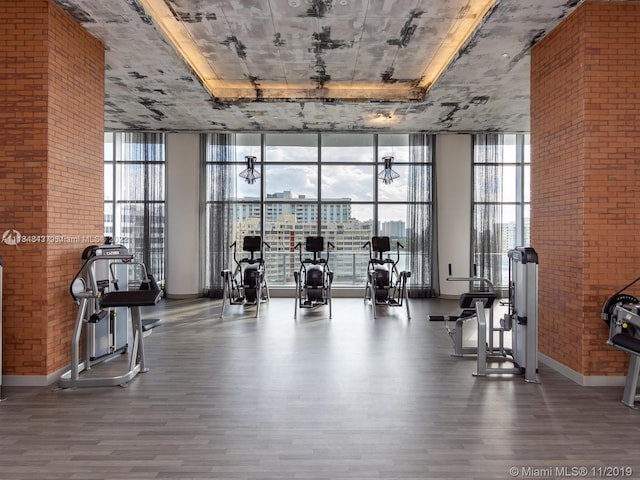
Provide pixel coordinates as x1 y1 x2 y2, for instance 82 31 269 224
373 134 379 235
317 132 321 236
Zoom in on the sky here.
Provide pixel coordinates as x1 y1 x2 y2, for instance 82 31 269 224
234 142 412 223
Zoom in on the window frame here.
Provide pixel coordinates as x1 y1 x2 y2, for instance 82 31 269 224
471 133 530 291
203 133 434 289
104 132 166 281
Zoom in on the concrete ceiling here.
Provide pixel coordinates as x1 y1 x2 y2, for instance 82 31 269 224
55 0 586 132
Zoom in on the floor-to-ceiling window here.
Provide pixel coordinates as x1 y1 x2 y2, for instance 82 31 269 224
264 133 321 284
319 133 375 286
104 132 166 281
204 133 435 295
472 133 530 293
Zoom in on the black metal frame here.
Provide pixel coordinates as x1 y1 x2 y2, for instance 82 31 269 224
362 236 411 319
293 236 334 319
221 236 270 318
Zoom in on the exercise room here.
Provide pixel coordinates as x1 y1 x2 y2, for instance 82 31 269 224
2 1 640 479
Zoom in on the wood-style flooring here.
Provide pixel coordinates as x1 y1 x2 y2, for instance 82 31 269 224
0 297 638 480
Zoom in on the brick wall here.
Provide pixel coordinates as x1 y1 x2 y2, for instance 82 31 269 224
0 0 104 377
531 1 640 376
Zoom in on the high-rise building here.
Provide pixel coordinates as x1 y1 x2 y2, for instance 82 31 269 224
379 220 406 238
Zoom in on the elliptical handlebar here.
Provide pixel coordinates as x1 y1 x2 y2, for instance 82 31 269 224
326 241 334 266
363 238 404 267
362 240 372 261
230 238 271 268
296 238 333 266
295 241 304 265
254 240 270 265
230 241 241 270
394 241 404 269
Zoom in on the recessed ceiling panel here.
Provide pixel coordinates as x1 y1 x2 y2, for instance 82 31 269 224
134 0 499 101
53 0 590 132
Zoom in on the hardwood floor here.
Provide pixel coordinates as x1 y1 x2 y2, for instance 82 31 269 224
0 297 639 480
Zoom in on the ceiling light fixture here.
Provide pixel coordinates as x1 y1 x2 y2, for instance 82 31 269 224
378 156 400 185
239 156 261 185
138 0 496 101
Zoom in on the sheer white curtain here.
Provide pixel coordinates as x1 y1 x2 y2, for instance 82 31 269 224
472 133 504 293
407 134 438 297
203 133 235 297
114 132 165 281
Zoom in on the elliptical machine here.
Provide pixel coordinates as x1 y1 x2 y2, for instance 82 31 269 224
293 236 334 319
221 235 270 318
362 236 411 319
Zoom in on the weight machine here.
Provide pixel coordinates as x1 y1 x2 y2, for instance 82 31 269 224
362 236 411 319
602 276 640 408
293 236 334 319
58 247 162 389
221 235 270 318
478 247 539 382
435 247 539 382
438 273 502 358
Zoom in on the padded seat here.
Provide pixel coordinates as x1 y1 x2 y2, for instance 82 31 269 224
100 274 162 308
100 289 162 308
459 292 496 309
456 292 496 318
611 334 640 355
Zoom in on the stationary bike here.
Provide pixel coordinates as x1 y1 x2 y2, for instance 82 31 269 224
363 236 411 319
293 236 334 319
221 235 270 318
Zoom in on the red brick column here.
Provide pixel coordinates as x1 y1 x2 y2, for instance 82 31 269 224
0 0 104 379
531 1 640 378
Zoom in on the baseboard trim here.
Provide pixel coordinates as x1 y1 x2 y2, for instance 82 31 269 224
4 373 57 388
164 293 200 300
538 353 626 387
